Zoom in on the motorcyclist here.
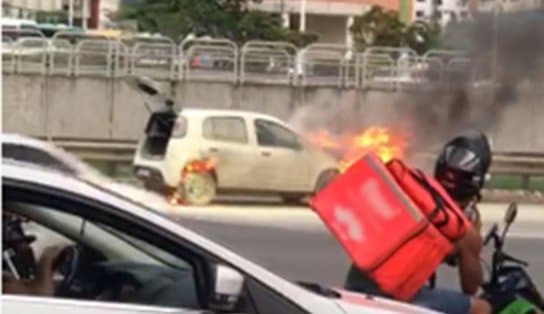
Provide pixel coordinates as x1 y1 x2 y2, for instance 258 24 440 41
434 130 492 233
2 212 65 296
345 130 493 314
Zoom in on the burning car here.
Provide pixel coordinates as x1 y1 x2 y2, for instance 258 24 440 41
133 105 340 205
131 77 407 206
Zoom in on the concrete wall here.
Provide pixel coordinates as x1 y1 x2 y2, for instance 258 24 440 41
3 74 543 152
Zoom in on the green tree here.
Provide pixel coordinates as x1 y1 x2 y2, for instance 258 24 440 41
350 7 406 50
350 6 440 53
404 20 441 54
116 0 318 46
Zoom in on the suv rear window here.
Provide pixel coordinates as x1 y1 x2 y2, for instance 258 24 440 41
203 117 248 144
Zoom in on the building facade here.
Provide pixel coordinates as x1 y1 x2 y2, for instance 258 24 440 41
250 0 411 46
1 0 119 29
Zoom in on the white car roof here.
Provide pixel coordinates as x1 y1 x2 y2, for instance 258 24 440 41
1 133 105 179
2 133 54 149
180 108 286 124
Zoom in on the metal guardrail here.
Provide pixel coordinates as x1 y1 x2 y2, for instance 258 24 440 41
417 152 544 189
41 138 544 189
2 29 483 89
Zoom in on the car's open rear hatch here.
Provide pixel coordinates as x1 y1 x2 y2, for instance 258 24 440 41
141 108 178 160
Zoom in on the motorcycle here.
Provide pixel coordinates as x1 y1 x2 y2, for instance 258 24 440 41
479 202 544 314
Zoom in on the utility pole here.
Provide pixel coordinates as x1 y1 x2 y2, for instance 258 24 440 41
81 0 88 30
299 0 307 32
280 0 289 28
68 0 74 27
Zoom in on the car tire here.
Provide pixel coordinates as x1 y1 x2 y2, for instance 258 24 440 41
180 172 217 206
314 169 339 194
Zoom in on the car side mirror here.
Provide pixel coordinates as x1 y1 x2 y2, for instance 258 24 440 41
504 202 518 225
208 264 245 312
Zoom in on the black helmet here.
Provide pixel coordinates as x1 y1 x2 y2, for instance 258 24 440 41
434 130 492 202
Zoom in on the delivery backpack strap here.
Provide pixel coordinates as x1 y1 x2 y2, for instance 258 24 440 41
409 169 448 227
410 169 465 241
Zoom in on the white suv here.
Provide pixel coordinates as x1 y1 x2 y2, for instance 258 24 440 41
133 108 339 205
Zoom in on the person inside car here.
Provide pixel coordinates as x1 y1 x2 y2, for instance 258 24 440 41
345 130 493 314
2 212 65 296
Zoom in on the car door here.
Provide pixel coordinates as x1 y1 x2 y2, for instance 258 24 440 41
2 168 313 314
200 115 256 189
2 295 202 314
252 118 310 191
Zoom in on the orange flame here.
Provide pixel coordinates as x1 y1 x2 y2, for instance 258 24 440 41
168 158 218 206
306 126 407 172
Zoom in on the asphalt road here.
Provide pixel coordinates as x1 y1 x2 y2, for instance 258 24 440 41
174 207 544 292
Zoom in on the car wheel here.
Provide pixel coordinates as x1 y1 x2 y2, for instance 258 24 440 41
181 172 216 206
314 169 339 194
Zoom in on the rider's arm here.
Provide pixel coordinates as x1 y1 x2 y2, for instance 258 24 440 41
456 226 484 295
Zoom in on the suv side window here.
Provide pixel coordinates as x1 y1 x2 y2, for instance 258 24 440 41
254 119 301 150
203 117 248 144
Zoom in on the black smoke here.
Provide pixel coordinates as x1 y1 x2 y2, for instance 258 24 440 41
402 10 544 151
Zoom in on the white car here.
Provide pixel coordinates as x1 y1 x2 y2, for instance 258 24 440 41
133 108 339 205
2 133 105 180
2 160 439 314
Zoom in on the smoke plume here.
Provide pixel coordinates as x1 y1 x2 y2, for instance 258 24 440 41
288 11 544 156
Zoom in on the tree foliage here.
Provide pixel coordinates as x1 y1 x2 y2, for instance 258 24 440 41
350 6 440 54
116 0 318 46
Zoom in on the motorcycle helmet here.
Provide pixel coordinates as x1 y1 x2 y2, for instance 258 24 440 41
434 130 492 202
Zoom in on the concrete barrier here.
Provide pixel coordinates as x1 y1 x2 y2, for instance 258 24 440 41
3 74 544 153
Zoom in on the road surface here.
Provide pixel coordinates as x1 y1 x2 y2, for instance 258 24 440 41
171 203 544 291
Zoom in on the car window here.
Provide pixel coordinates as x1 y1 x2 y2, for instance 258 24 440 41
3 177 313 314
2 143 75 175
2 198 200 311
172 116 188 138
203 117 248 144
254 119 301 150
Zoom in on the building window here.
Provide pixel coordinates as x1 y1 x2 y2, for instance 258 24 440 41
416 10 425 17
435 0 443 5
435 11 443 18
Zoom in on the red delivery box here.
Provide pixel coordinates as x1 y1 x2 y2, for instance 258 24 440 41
309 153 453 300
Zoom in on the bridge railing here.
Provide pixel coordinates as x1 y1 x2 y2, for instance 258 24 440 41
2 37 16 74
300 43 351 87
240 41 298 85
1 29 482 88
180 38 238 83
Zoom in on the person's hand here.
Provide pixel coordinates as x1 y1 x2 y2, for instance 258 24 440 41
31 245 66 296
36 245 65 279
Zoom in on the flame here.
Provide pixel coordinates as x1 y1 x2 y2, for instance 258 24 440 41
168 158 218 205
306 126 407 172
182 158 217 177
